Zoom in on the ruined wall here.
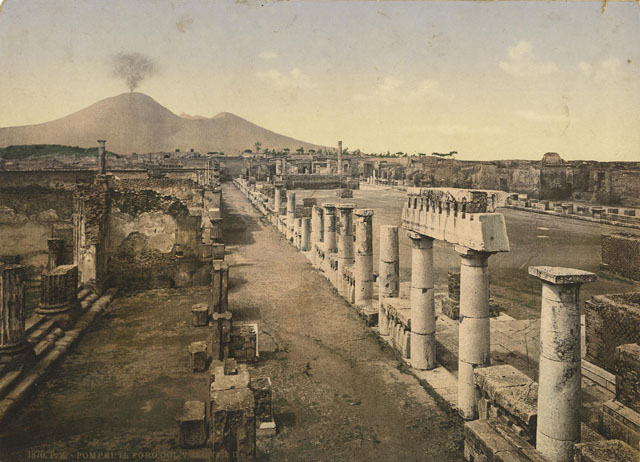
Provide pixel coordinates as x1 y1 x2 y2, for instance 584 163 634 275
105 180 207 291
601 233 640 281
585 293 640 373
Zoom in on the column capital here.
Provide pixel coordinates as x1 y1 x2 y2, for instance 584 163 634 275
336 203 356 210
454 245 493 258
354 208 374 217
528 266 597 286
407 231 433 242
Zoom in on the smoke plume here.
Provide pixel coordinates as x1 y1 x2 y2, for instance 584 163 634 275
111 52 158 92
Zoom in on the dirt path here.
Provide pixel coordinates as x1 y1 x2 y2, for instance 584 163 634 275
223 183 464 461
0 183 465 462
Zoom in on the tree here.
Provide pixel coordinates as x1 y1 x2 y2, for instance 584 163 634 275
296 147 304 155
254 142 262 153
244 149 252 154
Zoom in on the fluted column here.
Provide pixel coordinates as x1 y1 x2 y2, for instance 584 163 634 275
0 265 28 365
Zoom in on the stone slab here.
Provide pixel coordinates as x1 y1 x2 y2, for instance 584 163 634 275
574 439 640 462
528 266 597 285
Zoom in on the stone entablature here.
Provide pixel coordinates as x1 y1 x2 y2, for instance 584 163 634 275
402 188 510 253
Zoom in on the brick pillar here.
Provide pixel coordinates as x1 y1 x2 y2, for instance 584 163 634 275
529 266 596 462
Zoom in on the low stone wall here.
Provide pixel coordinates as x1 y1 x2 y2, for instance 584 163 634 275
601 233 640 281
585 293 640 373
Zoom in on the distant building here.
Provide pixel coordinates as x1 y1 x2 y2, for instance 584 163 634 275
542 152 563 165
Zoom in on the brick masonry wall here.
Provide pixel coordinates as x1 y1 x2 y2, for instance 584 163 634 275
230 324 257 363
601 233 640 281
615 343 640 414
585 293 640 373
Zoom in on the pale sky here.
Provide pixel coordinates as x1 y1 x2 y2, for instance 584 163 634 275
0 0 639 161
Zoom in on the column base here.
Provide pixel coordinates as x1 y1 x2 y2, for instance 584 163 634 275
0 341 35 371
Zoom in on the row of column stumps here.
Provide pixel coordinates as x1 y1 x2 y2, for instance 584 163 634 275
529 266 596 462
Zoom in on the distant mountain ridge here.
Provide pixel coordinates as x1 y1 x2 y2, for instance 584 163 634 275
0 92 324 155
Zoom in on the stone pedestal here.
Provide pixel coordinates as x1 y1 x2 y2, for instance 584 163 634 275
378 226 399 335
457 247 492 420
323 204 337 253
188 341 208 372
211 262 229 315
409 233 436 370
529 266 597 462
0 265 30 367
177 401 207 448
286 192 296 243
192 303 209 327
211 218 223 243
38 264 78 315
301 218 311 252
354 209 374 304
47 238 65 271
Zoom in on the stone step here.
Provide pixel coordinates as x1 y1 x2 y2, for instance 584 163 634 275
80 292 99 310
27 318 59 345
33 328 65 360
24 314 47 337
0 367 24 401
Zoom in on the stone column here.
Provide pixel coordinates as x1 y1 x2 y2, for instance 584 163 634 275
378 226 399 335
311 206 324 246
529 266 597 462
273 184 283 216
354 209 374 304
275 159 282 175
38 265 78 314
337 141 343 175
323 204 337 253
47 238 65 271
286 192 296 243
97 140 106 174
0 265 29 366
409 233 436 370
336 204 355 268
456 246 492 420
301 218 311 252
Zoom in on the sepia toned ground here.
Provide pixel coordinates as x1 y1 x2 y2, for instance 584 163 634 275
0 183 466 462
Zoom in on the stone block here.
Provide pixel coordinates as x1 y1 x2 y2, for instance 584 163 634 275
474 365 538 438
602 400 640 450
464 419 546 462
230 323 258 363
191 303 209 327
211 364 251 392
209 387 256 462
615 343 640 414
528 266 597 285
212 243 225 261
250 376 273 425
574 440 640 462
188 341 208 372
177 401 207 448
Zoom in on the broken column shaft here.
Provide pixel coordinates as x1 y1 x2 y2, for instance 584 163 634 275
323 204 338 253
273 184 283 217
409 232 436 370
311 206 324 246
529 266 596 462
457 246 492 420
378 226 399 335
354 209 374 304
286 191 296 243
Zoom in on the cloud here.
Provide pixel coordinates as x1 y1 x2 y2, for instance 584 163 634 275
515 110 568 122
579 58 621 81
499 41 557 77
256 67 317 90
353 76 444 104
259 51 279 60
